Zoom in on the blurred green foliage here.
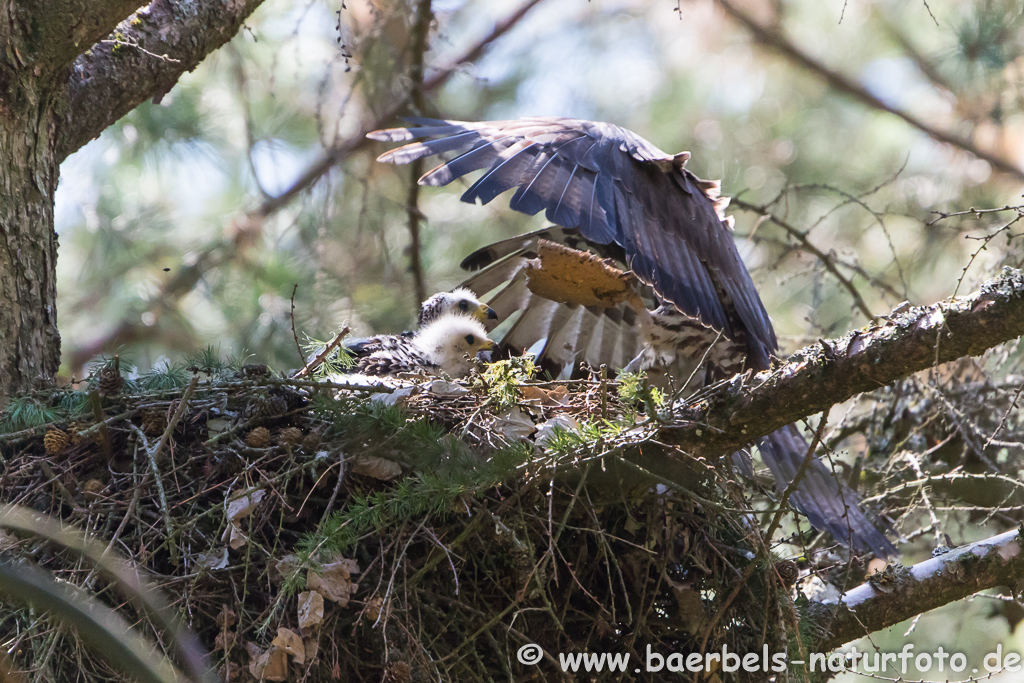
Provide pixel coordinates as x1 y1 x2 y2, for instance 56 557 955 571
43 0 1024 674
55 0 1024 377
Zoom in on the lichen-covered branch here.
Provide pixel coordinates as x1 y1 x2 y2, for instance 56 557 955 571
656 268 1024 462
58 0 267 160
818 529 1024 649
2 1 148 76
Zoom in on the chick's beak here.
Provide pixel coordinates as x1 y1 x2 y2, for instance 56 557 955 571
479 304 499 321
481 338 496 351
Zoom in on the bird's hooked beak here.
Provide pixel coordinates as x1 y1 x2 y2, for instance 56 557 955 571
477 304 499 322
481 338 496 351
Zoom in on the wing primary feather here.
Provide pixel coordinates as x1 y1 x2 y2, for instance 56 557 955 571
461 141 538 204
419 134 519 187
550 163 580 227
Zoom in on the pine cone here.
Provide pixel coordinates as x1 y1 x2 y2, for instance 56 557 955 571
96 366 124 397
245 426 272 448
279 427 303 445
302 430 322 451
142 409 167 436
67 423 84 445
43 428 70 455
244 394 288 419
774 560 800 587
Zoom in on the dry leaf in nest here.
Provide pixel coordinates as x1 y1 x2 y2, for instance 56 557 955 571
535 415 581 448
227 488 265 521
0 530 19 552
297 590 324 630
216 605 238 629
521 385 569 406
494 408 535 441
43 428 69 455
351 454 402 481
303 637 319 664
247 644 288 682
364 595 384 622
306 558 360 606
424 379 468 397
219 661 242 682
245 426 271 448
525 239 640 308
272 627 305 665
222 488 265 550
214 629 236 651
197 547 230 569
663 575 707 634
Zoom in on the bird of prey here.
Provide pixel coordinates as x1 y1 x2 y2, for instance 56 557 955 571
418 287 499 327
342 287 497 361
353 312 495 379
369 117 895 557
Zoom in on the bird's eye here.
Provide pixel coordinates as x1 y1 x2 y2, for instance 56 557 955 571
458 300 468 311
465 334 475 344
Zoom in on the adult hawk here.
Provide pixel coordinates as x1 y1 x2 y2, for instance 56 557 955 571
369 117 895 557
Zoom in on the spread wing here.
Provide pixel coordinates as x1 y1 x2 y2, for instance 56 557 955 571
368 117 777 370
459 226 646 378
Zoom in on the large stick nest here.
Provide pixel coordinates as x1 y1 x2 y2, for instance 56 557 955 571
4 349 1013 683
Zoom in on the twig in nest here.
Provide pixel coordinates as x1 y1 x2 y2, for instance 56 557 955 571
696 407 833 663
290 283 304 371
292 326 351 379
88 391 113 461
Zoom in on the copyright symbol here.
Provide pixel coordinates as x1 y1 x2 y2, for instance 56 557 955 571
517 643 543 666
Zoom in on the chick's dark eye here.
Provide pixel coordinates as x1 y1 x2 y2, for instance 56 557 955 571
458 300 468 310
465 334 475 344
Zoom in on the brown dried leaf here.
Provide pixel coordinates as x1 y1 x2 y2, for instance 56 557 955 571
306 558 360 606
272 627 305 665
0 530 19 552
297 591 324 630
303 637 319 663
216 605 237 628
365 595 384 622
221 523 247 550
494 408 534 441
214 629 235 651
227 488 265 521
248 645 288 682
351 455 402 481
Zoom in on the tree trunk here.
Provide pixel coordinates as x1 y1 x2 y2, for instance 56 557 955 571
0 0 267 400
0 78 62 399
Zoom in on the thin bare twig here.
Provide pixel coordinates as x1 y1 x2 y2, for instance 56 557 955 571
291 326 351 379
405 0 433 307
714 0 1024 183
733 197 879 322
252 0 547 221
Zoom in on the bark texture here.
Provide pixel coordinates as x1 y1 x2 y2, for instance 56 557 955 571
818 529 1024 650
0 0 266 399
631 268 1024 480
